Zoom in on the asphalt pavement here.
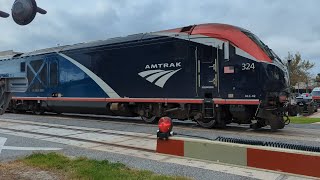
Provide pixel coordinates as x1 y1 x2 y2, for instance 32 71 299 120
0 133 254 180
3 113 320 148
0 113 317 180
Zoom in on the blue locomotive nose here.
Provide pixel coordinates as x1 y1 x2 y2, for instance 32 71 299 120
262 64 288 93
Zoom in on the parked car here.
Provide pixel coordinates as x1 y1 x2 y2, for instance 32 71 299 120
296 94 317 115
312 87 320 107
288 95 298 116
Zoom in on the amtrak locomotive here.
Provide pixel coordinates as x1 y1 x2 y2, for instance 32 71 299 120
4 23 290 130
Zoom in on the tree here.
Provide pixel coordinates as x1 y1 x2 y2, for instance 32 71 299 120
285 52 315 90
316 73 320 81
315 73 320 86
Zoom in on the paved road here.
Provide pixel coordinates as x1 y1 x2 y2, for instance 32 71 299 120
0 133 260 180
1 131 291 180
0 113 315 180
3 113 320 147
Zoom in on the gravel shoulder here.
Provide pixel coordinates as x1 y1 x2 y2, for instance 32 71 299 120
307 111 320 118
0 162 65 180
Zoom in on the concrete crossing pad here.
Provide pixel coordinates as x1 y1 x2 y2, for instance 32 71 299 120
0 118 312 179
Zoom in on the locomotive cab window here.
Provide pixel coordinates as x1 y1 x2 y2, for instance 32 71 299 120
20 62 26 72
242 31 273 60
50 62 58 87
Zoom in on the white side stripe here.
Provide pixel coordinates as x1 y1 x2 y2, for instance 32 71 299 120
58 53 120 98
153 32 263 61
153 32 224 49
155 69 182 88
0 137 7 154
146 70 174 83
235 48 257 61
3 146 62 151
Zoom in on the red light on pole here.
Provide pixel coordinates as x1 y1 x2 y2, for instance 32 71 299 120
157 117 173 140
12 0 47 26
1 0 47 25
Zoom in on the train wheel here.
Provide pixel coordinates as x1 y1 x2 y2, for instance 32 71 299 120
33 107 44 115
250 122 263 130
269 117 285 131
15 110 26 114
141 116 160 124
197 118 216 128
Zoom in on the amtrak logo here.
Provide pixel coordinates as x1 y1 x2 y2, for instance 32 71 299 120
144 62 181 69
138 68 182 88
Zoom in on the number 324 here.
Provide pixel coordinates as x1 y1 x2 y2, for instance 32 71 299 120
242 63 255 71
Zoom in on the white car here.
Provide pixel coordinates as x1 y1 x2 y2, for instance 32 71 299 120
300 93 312 100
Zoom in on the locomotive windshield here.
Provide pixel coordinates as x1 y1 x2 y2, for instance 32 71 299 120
242 31 284 65
242 30 289 90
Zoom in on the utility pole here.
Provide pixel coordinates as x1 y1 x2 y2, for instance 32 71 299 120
287 59 293 93
0 0 47 114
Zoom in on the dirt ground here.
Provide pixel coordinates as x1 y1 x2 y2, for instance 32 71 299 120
0 162 65 180
308 111 320 118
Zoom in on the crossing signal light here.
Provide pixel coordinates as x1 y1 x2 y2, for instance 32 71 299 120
11 0 47 25
157 117 174 139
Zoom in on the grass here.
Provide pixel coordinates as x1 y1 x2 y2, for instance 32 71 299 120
289 117 320 124
22 153 188 180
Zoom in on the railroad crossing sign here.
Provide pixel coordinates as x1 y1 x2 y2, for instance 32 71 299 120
0 136 62 154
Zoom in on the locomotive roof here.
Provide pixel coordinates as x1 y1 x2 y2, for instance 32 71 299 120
0 33 161 60
0 23 257 61
0 50 23 59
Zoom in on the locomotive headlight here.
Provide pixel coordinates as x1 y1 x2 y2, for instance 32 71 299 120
279 94 288 103
279 96 287 103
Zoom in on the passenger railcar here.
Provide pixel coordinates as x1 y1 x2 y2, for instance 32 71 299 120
3 23 290 130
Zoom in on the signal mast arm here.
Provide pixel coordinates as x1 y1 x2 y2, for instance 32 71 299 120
0 11 10 18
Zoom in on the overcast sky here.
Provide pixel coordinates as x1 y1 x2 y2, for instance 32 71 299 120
0 0 319 73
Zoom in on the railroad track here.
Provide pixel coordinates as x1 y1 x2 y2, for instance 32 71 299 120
0 116 307 180
6 111 198 129
0 118 157 152
2 113 320 145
